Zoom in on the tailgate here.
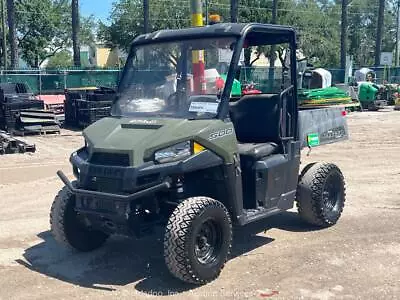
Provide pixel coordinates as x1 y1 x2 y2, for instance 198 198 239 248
298 107 349 149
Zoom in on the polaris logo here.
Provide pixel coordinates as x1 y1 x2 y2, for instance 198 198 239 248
209 128 234 140
129 119 158 125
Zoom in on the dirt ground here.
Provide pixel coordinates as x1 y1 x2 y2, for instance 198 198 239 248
1 109 400 300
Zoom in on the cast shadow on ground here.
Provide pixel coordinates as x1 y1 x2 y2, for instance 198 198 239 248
16 211 318 296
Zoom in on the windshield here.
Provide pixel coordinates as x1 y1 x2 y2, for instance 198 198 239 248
112 37 238 119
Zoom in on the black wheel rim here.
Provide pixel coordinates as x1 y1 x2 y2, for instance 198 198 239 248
194 219 223 265
322 173 342 216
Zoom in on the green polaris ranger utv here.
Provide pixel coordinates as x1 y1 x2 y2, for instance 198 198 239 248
50 23 348 284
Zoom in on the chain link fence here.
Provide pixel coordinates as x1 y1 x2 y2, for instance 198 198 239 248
238 66 400 86
328 67 400 84
0 69 121 94
0 66 399 95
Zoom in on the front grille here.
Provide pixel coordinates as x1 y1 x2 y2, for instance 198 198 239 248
90 152 130 166
86 177 122 193
77 195 115 212
137 174 160 186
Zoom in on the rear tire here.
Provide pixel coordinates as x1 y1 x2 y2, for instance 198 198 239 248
164 197 232 284
50 183 108 252
297 163 345 227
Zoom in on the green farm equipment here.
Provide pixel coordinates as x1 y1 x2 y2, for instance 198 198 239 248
298 68 355 109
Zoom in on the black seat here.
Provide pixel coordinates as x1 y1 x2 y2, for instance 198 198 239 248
229 94 281 160
237 142 279 160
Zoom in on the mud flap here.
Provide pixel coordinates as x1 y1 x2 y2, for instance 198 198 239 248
298 107 349 149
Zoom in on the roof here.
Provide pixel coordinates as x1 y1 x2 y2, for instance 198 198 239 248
132 23 296 46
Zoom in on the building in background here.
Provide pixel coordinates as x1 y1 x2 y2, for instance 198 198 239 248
40 44 126 69
82 44 125 68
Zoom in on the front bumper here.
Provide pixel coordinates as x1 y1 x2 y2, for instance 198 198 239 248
60 147 222 216
57 170 171 235
57 170 171 202
58 148 223 236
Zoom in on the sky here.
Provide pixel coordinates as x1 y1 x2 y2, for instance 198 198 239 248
80 0 114 23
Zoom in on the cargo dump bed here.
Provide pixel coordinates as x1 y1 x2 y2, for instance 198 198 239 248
298 107 349 149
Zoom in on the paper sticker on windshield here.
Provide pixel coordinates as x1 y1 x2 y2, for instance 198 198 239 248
189 102 219 114
218 49 245 63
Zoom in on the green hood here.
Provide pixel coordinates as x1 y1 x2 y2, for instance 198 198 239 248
82 117 220 166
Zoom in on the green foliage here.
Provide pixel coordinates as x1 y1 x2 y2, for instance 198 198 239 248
97 0 142 50
79 15 97 47
279 0 341 67
346 0 396 66
239 0 271 23
98 0 397 68
46 50 73 69
97 0 191 51
16 0 96 68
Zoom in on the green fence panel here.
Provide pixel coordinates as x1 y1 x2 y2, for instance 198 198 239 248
0 72 39 93
0 69 120 94
1 66 399 95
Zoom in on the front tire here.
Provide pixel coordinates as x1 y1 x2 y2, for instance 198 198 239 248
297 163 346 227
50 184 108 252
164 197 232 284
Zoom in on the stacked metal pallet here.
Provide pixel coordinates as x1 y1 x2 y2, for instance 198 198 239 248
64 87 116 128
0 83 45 132
0 130 36 155
13 109 61 136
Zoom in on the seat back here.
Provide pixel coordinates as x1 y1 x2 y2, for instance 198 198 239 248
229 94 281 144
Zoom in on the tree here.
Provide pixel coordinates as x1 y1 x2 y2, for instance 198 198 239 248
16 0 95 68
143 0 149 33
340 0 348 70
231 0 238 22
239 0 271 24
346 0 395 66
72 0 81 67
17 0 72 67
98 0 196 50
375 0 385 66
7 0 18 68
99 0 398 69
46 50 73 68
280 0 341 67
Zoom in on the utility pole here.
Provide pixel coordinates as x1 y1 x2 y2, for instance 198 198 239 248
396 0 400 66
230 0 238 23
204 0 209 25
143 0 149 33
1 0 7 70
268 0 277 90
7 0 17 69
72 0 81 67
191 0 205 93
375 0 385 66
190 0 203 29
340 0 348 75
271 0 278 25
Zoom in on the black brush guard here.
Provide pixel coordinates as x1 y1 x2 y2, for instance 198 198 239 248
57 170 171 201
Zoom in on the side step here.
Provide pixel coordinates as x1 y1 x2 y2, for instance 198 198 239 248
239 207 282 226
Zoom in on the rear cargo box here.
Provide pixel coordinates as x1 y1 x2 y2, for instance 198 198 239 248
298 107 349 149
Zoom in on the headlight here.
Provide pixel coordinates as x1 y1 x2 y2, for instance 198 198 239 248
154 141 205 164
